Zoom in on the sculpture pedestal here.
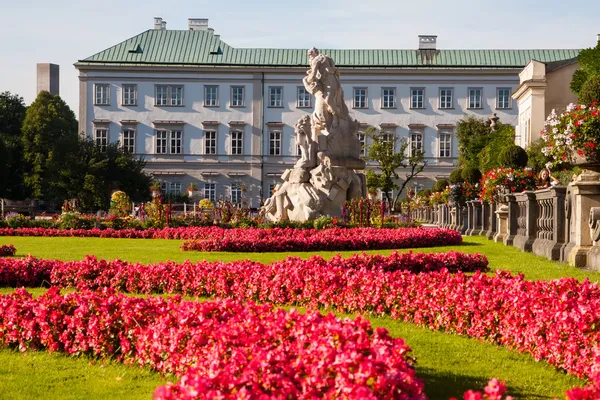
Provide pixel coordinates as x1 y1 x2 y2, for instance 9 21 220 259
494 203 509 243
564 171 600 268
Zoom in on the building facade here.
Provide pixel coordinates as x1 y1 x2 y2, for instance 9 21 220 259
75 18 579 207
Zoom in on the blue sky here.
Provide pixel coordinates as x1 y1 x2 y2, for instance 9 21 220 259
0 0 598 114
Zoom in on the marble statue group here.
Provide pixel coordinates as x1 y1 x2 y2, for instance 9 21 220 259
263 48 367 221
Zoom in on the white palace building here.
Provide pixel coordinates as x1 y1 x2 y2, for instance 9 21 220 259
75 17 580 207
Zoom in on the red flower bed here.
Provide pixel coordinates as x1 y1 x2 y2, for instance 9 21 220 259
0 252 488 290
0 244 16 257
0 289 425 399
0 226 461 252
180 227 462 252
11 255 600 382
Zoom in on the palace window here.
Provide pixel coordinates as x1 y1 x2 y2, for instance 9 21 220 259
94 128 109 152
353 88 367 108
381 88 396 108
468 88 483 109
122 129 135 153
155 85 183 106
231 86 245 107
205 130 217 155
269 131 282 155
122 85 137 106
439 88 453 109
268 87 283 107
411 88 425 109
231 131 243 155
94 84 110 105
204 86 218 107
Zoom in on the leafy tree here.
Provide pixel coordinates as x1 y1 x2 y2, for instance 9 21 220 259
0 92 27 199
526 138 551 172
498 144 528 169
578 75 600 105
21 91 78 199
51 139 153 210
571 41 600 95
456 116 494 169
476 124 515 172
364 127 426 209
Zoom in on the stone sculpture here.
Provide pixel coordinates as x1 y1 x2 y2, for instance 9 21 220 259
263 48 366 222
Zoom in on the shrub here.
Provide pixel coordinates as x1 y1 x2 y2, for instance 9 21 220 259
432 178 449 192
461 166 482 184
578 75 600 106
527 138 552 172
498 144 528 168
449 168 464 184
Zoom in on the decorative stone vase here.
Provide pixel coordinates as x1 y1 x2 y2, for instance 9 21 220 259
572 151 600 175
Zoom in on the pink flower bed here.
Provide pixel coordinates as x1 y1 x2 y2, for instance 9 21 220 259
180 227 462 252
0 288 425 399
0 226 461 252
12 256 600 382
0 251 488 290
0 244 16 257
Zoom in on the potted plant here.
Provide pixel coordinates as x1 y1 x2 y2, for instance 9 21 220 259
542 102 600 172
187 182 198 197
150 182 161 197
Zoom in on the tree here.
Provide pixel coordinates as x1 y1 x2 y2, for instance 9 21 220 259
571 41 600 96
578 75 600 105
456 116 494 169
0 92 27 199
51 139 153 210
21 91 78 199
364 127 426 210
477 124 515 172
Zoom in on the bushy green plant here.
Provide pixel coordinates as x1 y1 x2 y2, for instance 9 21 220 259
432 178 449 192
526 138 552 172
449 168 464 184
555 167 583 185
498 145 528 169
461 167 482 184
313 216 335 230
578 75 600 106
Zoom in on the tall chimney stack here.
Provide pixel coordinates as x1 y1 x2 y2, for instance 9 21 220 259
37 63 59 95
188 18 209 31
418 35 438 50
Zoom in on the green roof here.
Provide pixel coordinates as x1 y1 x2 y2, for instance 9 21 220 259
77 29 580 69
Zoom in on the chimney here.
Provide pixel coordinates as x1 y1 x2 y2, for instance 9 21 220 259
418 35 437 50
154 17 163 30
37 63 59 96
189 18 209 31
597 33 600 43
161 20 167 30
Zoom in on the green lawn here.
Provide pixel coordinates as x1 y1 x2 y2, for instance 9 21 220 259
0 234 595 399
1 234 599 282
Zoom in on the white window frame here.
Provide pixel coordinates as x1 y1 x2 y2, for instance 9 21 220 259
438 133 452 158
230 183 242 204
353 88 367 109
204 183 216 202
468 88 483 109
268 87 283 107
156 130 168 154
381 88 396 109
122 84 137 106
409 132 424 157
155 85 184 106
231 130 243 155
121 129 135 153
204 85 219 107
297 87 311 108
170 130 182 154
496 88 511 109
357 132 367 157
155 129 182 154
94 84 110 106
269 131 282 156
230 86 245 107
410 88 425 109
94 128 109 152
205 130 217 155
439 88 453 109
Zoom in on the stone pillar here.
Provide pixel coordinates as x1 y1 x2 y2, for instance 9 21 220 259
494 202 509 243
563 173 600 268
504 194 518 246
512 192 538 252
473 200 484 235
465 201 474 235
458 205 468 234
449 205 457 230
486 203 497 240
532 187 566 261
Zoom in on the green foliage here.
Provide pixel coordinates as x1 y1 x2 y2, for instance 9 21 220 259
0 92 28 199
498 144 528 169
477 125 515 173
417 189 432 198
571 42 600 95
364 127 426 208
51 139 152 210
555 167 583 186
571 69 589 95
461 167 482 184
432 178 449 192
449 168 464 184
578 75 600 105
456 116 492 169
22 91 78 199
526 138 552 172
313 215 335 230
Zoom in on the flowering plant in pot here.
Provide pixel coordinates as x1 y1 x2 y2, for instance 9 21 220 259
542 102 600 170
480 168 537 203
